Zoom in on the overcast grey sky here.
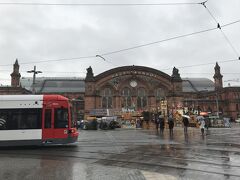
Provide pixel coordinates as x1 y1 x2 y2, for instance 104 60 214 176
0 0 239 86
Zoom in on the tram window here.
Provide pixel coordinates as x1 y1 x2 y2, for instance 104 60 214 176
0 117 7 130
0 109 42 130
26 111 41 129
54 108 69 128
0 111 8 130
12 112 24 129
44 109 52 128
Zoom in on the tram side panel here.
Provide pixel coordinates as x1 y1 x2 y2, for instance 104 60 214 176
0 95 78 146
0 95 43 146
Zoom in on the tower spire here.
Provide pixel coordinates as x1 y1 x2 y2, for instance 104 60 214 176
10 59 21 87
213 62 223 90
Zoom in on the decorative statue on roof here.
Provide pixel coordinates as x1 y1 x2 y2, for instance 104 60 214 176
87 66 93 75
173 67 179 74
171 66 181 80
86 66 94 81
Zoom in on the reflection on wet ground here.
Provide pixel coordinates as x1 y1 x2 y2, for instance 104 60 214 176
1 126 240 179
84 126 240 180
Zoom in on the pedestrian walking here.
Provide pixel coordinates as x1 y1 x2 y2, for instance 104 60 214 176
168 115 174 137
182 115 189 134
199 119 205 136
155 115 160 131
159 115 165 135
204 117 210 130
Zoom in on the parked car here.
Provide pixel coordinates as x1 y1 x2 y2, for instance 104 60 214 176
208 116 224 127
235 118 240 123
99 119 121 130
235 115 240 123
78 120 98 130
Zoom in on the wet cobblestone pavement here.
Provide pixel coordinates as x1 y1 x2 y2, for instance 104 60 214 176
1 124 240 180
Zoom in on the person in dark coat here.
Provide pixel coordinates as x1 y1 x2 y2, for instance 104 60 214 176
168 115 174 137
159 115 165 135
204 117 210 130
155 115 160 131
182 116 189 134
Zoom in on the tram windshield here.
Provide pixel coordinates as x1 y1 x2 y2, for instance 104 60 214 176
54 108 69 128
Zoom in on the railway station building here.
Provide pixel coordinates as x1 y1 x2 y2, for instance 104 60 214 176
3 60 240 122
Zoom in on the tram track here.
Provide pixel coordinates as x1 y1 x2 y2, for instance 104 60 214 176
76 144 240 155
1 142 238 167
40 147 234 164
0 146 240 168
0 150 239 178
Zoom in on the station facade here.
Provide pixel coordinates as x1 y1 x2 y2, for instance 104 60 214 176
3 60 240 121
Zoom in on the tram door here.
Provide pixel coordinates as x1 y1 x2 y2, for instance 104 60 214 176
42 107 69 141
42 108 54 140
52 107 69 139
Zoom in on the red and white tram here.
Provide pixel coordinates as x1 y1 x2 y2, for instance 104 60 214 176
0 94 79 146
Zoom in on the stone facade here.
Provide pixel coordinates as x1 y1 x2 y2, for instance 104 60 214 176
2 61 240 121
84 65 183 118
84 64 240 120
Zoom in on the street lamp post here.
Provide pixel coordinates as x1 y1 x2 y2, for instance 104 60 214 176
27 66 42 94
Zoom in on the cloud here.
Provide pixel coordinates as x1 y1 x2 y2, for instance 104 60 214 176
0 0 239 87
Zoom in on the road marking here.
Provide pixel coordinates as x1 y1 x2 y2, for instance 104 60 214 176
141 171 177 180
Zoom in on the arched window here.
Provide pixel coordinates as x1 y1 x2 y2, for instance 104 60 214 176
155 88 165 103
219 107 223 114
101 88 112 108
207 106 211 113
122 87 131 108
137 88 147 109
73 96 84 121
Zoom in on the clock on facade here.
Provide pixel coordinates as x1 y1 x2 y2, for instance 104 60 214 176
130 80 137 87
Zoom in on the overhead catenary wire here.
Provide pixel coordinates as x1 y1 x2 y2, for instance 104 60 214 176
178 58 238 69
96 55 118 67
0 55 96 67
1 58 238 75
0 2 205 6
182 72 240 75
201 1 240 58
99 19 240 57
0 1 238 84
0 19 238 68
159 58 239 71
100 27 217 56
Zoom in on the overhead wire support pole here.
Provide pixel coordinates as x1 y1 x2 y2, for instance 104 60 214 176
27 66 42 94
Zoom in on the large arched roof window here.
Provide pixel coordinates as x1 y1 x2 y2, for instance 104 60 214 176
122 87 131 108
137 87 147 109
155 88 166 103
101 88 112 108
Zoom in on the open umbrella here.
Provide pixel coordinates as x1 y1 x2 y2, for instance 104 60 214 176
182 115 190 119
196 116 205 121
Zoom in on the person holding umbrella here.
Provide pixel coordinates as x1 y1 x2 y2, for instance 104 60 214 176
197 116 206 135
182 115 190 134
199 119 205 136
